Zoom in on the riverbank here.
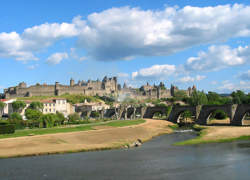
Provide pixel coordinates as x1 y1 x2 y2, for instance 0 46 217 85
0 119 174 158
175 125 250 145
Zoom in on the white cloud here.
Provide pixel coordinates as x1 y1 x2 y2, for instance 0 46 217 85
46 52 68 65
132 64 176 80
218 80 250 92
0 32 38 61
184 45 249 72
177 75 206 83
0 17 81 61
2 4 250 61
76 4 250 60
239 70 250 81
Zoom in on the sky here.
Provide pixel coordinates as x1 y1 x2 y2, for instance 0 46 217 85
1 0 250 93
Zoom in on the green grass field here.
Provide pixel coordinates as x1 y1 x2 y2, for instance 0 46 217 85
0 119 145 139
174 135 250 145
105 119 145 127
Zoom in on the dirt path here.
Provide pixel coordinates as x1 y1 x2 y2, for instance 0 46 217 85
0 119 174 158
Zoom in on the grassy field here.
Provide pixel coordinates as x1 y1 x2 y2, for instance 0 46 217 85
105 119 145 127
174 125 250 145
175 135 250 145
0 119 145 139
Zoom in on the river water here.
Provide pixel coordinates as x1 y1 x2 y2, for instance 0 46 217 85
0 132 250 180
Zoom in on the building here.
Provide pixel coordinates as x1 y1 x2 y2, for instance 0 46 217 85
3 76 197 100
4 76 119 98
75 99 110 112
0 99 16 117
21 98 74 118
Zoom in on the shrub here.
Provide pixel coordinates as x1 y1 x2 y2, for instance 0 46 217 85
68 113 81 123
210 110 227 120
12 101 26 113
0 124 15 134
0 120 9 125
90 111 100 118
8 113 25 129
39 114 57 128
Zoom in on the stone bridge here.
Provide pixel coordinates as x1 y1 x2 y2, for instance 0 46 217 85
168 104 250 126
76 104 250 126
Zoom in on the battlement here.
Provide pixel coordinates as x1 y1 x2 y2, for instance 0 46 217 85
3 76 196 100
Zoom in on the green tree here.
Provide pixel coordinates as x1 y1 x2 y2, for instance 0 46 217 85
91 111 100 118
182 110 192 124
40 114 56 128
207 92 221 105
68 113 80 122
12 101 26 113
8 112 24 129
25 109 42 121
210 110 227 120
0 101 5 116
188 90 208 106
55 112 65 125
231 90 247 104
174 90 188 101
29 101 44 111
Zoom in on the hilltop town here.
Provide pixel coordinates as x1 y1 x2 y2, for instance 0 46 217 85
2 76 196 100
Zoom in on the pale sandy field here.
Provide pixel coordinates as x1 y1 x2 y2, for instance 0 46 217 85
0 119 173 158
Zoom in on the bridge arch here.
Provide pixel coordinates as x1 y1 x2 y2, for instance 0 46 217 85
168 106 197 123
143 106 168 119
197 105 234 125
104 108 116 118
232 104 250 125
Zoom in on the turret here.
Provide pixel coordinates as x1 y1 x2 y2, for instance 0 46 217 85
123 83 128 89
18 82 27 88
70 78 75 87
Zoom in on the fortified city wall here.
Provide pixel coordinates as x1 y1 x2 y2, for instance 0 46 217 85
3 76 196 100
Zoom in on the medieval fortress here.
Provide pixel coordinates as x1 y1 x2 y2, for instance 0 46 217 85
3 76 196 99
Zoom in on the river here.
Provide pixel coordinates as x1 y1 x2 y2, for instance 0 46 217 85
0 132 250 180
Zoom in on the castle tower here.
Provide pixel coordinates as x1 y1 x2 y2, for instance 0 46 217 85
123 82 128 89
170 84 178 97
70 78 75 87
113 77 117 91
157 86 161 99
188 87 192 96
19 82 27 88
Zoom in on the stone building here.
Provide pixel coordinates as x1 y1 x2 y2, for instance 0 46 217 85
20 98 74 118
4 76 119 98
3 76 196 100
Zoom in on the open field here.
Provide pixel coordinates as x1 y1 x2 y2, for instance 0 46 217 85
0 119 145 139
0 119 173 158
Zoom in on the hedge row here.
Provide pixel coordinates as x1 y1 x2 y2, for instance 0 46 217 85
0 124 15 134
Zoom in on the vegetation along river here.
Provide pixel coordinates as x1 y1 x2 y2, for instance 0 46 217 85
0 132 250 180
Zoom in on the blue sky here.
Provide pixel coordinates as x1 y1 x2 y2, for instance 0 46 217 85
1 0 250 93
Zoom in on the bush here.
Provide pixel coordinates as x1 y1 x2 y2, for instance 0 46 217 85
211 110 227 120
90 111 100 118
39 114 57 128
8 113 25 129
0 124 15 134
68 113 81 123
0 120 9 125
